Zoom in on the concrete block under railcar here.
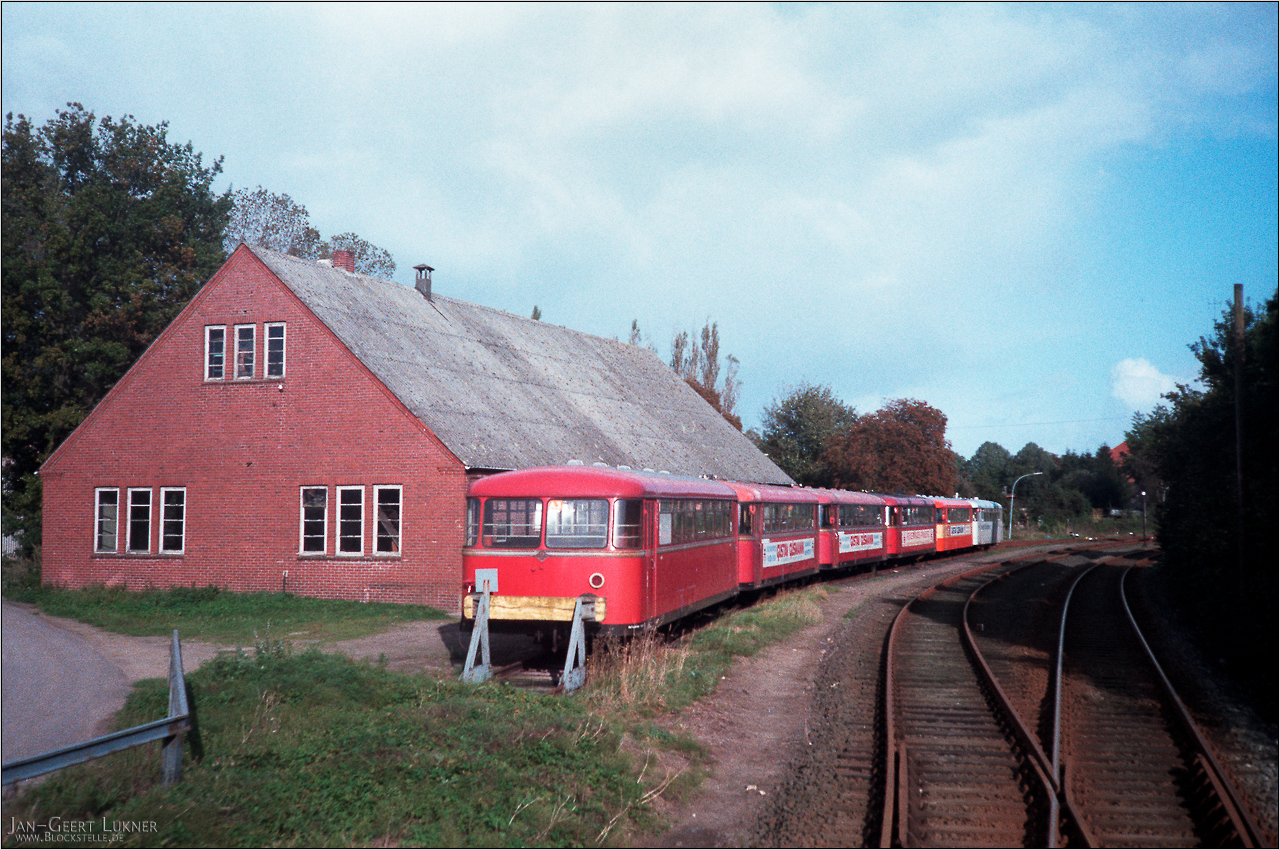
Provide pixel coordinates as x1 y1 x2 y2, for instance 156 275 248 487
813 488 890 572
462 466 740 638
723 481 820 589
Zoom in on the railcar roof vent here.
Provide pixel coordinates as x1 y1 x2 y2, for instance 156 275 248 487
414 263 434 300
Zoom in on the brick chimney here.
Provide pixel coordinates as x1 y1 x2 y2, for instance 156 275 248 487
414 263 434 300
332 249 355 273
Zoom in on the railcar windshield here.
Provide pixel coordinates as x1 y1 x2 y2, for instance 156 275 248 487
546 499 609 549
482 498 543 548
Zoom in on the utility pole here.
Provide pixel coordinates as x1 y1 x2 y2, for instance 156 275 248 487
1233 284 1245 590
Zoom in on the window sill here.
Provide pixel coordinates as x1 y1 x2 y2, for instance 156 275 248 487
295 553 403 561
203 377 287 385
92 552 185 559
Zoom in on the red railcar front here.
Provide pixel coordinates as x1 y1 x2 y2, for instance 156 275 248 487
463 466 739 635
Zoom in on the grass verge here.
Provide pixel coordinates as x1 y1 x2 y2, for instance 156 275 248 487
3 584 449 643
3 586 830 847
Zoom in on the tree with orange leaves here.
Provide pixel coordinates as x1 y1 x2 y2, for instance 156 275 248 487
823 398 958 495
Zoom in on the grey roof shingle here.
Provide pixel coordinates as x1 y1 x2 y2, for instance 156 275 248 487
251 246 792 485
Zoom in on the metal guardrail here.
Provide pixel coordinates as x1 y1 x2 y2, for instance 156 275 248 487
2 629 193 786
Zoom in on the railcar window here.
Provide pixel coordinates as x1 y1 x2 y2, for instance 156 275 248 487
483 498 543 548
839 504 882 527
614 499 643 549
947 507 971 523
762 502 814 534
546 499 608 549
465 498 480 547
897 505 931 525
659 499 733 545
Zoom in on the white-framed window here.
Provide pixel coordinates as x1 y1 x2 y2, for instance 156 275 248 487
95 488 120 553
205 326 226 380
127 488 152 553
234 324 255 379
160 488 186 554
300 487 327 554
265 322 286 379
374 486 402 554
337 486 365 555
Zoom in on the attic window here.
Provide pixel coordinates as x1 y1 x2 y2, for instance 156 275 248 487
205 326 226 380
234 325 255 379
265 323 286 378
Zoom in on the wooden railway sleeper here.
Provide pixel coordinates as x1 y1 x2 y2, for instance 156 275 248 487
1118 567 1265 848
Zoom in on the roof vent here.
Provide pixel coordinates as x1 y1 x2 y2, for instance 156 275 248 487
414 263 434 300
332 249 355 273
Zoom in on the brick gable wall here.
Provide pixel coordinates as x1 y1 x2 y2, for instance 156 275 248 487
41 247 467 612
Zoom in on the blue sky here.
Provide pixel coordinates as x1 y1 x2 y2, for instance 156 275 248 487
4 3 1276 458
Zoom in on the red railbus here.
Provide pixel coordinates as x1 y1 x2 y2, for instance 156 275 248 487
931 497 975 553
723 482 820 589
814 488 889 571
882 494 937 560
463 466 739 635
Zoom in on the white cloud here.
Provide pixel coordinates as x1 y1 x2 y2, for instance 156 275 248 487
1111 358 1179 410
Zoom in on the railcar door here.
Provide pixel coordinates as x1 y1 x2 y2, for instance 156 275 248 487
643 498 659 623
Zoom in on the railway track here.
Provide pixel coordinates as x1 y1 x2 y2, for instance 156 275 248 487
873 546 1266 848
880 564 1054 847
1057 563 1264 847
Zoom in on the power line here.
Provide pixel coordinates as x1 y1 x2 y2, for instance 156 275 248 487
948 416 1130 431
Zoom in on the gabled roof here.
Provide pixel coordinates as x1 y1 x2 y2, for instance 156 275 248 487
250 246 792 485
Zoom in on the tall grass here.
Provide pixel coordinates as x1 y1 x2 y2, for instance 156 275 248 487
3 584 448 643
3 585 833 847
585 585 829 718
4 642 658 848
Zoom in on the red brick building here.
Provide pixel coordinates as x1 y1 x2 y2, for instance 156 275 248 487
40 245 788 611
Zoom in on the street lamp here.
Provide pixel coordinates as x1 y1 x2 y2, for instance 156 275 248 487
1141 491 1147 542
1008 472 1043 540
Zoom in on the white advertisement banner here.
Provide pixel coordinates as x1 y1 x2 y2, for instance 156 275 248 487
947 524 970 537
762 537 815 568
838 531 883 554
900 528 935 547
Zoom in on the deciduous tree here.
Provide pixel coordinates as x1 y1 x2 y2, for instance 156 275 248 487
669 320 743 430
757 382 857 486
824 399 957 494
224 187 395 277
2 104 232 548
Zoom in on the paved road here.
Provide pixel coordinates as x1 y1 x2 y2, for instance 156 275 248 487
2 601 132 764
